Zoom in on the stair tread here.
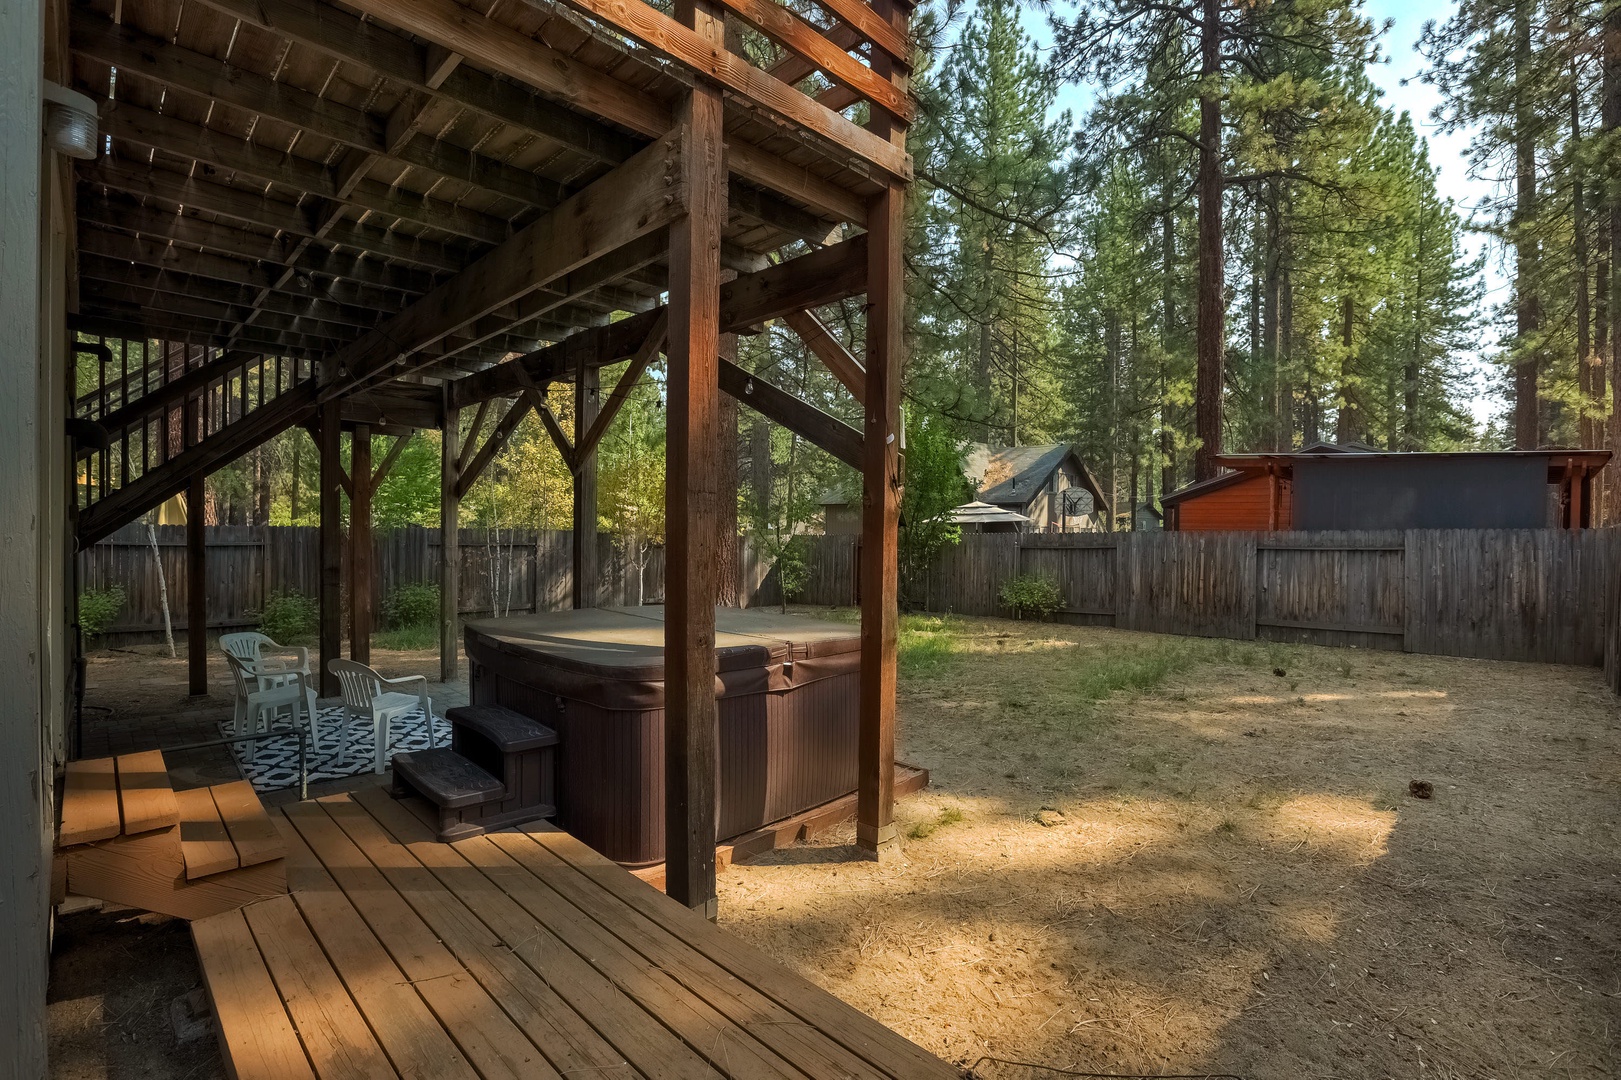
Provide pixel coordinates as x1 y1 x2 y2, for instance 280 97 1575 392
393 748 505 809
60 757 122 846
447 705 559 753
115 750 179 834
176 786 241 880
210 780 285 869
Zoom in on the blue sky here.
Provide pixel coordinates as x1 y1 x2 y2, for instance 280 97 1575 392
1018 0 1506 424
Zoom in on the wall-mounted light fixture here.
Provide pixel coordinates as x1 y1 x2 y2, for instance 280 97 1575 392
43 82 99 160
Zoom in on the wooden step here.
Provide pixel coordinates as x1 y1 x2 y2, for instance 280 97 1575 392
60 757 121 846
392 748 504 809
115 750 179 834
176 785 242 880
210 780 286 870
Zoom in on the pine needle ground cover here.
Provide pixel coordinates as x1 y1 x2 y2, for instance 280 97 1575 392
721 612 1619 1078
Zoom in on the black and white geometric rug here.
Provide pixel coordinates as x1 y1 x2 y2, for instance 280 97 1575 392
219 704 452 794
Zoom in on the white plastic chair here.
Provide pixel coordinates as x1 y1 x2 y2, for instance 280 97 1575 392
223 653 320 762
327 658 437 774
220 631 310 690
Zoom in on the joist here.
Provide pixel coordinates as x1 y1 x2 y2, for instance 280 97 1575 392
453 234 869 408
114 751 179 835
321 131 687 394
556 0 911 178
78 254 381 332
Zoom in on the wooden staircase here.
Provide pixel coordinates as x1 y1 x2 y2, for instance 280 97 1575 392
73 341 320 547
56 751 288 920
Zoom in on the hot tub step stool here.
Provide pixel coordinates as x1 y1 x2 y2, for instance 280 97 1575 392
392 705 557 842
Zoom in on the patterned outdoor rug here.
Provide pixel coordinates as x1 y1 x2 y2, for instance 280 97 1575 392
220 704 452 794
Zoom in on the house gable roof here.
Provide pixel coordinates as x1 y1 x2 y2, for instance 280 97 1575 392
974 444 1105 509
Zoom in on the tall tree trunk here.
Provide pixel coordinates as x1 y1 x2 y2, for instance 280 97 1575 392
1337 295 1359 443
1160 151 1178 494
1262 185 1283 450
1194 0 1225 479
1406 219 1424 450
1572 62 1596 448
715 335 740 606
1512 0 1542 449
749 415 772 525
977 240 995 442
1606 0 1621 518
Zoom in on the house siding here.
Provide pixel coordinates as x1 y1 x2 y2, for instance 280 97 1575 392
1174 474 1292 531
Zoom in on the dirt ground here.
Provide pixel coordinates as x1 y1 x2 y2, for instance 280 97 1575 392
719 614 1621 1079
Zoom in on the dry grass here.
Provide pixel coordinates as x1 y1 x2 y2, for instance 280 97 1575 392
719 612 1621 1079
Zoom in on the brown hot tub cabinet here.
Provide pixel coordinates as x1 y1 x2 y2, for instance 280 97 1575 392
464 606 866 866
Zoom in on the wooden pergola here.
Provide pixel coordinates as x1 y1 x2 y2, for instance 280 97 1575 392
65 0 911 913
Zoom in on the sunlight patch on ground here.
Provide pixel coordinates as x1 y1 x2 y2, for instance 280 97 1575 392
1245 793 1395 865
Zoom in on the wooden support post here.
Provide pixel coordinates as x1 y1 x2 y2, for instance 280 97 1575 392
318 398 343 697
187 473 208 696
857 0 908 860
573 359 600 608
664 0 727 920
440 397 461 682
350 423 372 664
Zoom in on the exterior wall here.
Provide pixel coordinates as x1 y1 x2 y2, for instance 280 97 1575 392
822 505 861 535
1293 457 1549 530
1 0 61 1069
1173 474 1293 531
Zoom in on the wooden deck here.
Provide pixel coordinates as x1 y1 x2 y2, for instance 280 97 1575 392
194 785 961 1080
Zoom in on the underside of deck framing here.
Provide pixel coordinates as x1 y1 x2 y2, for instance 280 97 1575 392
194 787 959 1080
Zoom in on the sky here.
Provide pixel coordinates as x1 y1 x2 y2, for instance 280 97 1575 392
1022 0 1508 426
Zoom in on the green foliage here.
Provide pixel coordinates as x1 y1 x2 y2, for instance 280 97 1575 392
258 591 318 644
78 586 126 640
374 433 443 527
898 613 959 675
907 805 965 840
998 574 1063 620
382 582 440 629
773 536 811 604
373 624 440 651
899 412 971 604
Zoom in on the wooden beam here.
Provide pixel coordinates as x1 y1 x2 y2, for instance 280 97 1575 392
576 312 668 463
705 0 913 123
351 424 373 665
74 14 569 216
453 234 869 408
187 473 208 696
573 358 600 608
783 309 864 402
809 0 911 68
455 397 534 499
318 399 344 697
857 0 908 860
76 207 436 303
718 360 863 470
556 0 910 180
327 0 865 223
320 131 687 394
372 436 410 490
84 159 471 274
440 395 460 682
456 400 493 477
664 0 727 921
97 100 519 247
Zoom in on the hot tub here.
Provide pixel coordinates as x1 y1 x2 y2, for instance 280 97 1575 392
463 606 861 866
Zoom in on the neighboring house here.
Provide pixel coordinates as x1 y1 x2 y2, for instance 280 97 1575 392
963 444 1108 533
1160 443 1612 531
820 443 1108 534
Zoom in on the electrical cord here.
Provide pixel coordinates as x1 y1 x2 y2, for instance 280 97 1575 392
968 1057 1246 1080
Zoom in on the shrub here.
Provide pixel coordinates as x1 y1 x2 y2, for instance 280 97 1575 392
257 590 318 644
775 538 810 606
78 586 126 640
998 573 1063 620
383 582 440 629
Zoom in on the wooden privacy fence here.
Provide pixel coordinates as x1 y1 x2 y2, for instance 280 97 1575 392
796 528 1621 668
80 525 697 646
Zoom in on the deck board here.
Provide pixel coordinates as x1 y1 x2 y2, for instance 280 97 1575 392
115 750 180 834
194 784 960 1080
60 757 121 845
